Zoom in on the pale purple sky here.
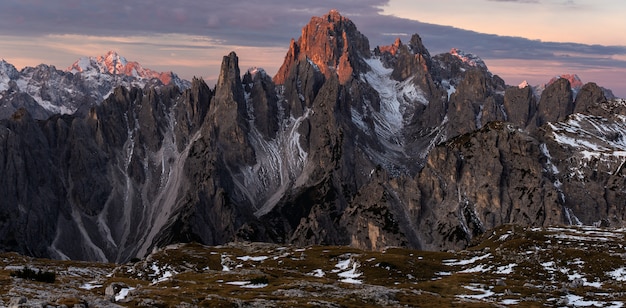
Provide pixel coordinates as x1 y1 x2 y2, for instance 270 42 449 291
1 0 625 97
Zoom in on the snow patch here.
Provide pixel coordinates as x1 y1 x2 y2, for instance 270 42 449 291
332 255 363 284
495 264 516 275
607 267 626 281
457 284 495 300
115 287 135 301
237 255 269 262
444 253 491 266
459 264 493 273
79 282 102 290
308 269 325 277
226 281 268 288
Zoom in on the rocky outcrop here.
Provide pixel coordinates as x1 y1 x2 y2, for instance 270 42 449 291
503 84 536 127
447 68 506 138
533 77 574 127
573 82 608 114
415 122 564 250
209 52 255 169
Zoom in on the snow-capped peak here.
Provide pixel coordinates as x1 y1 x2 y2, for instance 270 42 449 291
66 51 189 90
0 59 19 78
68 50 140 77
247 67 266 79
100 50 129 75
0 59 19 92
449 48 487 69
518 80 529 89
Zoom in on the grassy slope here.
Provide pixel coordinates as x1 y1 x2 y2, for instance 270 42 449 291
2 225 626 307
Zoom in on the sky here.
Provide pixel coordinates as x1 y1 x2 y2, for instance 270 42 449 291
0 0 625 97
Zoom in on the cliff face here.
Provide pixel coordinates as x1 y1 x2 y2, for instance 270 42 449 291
1 10 625 262
273 9 370 85
0 83 208 262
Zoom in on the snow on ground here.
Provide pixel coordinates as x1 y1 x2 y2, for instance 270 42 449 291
497 232 512 242
337 262 363 284
115 287 135 301
549 113 626 161
332 254 363 284
149 262 177 284
242 283 269 289
494 264 516 275
221 254 231 272
443 253 491 266
457 284 495 300
79 282 102 290
459 264 493 273
608 268 626 281
308 269 325 277
237 255 269 262
541 261 557 272
226 280 268 288
563 295 624 307
546 226 624 242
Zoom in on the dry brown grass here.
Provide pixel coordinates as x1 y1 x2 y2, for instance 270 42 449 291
2 225 626 306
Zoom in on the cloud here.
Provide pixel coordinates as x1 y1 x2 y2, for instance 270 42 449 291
0 0 624 96
487 0 540 3
0 0 389 47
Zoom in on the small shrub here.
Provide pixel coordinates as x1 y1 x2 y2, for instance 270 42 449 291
10 267 56 283
250 276 269 285
378 261 397 270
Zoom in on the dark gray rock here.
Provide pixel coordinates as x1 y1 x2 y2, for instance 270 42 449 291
574 82 607 114
503 85 536 127
447 69 506 138
8 296 27 308
533 77 574 127
243 69 282 139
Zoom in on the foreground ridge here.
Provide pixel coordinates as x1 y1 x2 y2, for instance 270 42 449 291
2 225 626 306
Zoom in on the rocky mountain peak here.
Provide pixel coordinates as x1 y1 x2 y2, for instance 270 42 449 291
0 60 19 79
0 60 19 92
273 10 370 85
215 51 244 101
548 74 583 90
377 37 403 56
449 48 487 69
101 50 129 73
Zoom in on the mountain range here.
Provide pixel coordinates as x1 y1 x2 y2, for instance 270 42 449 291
1 10 625 263
0 51 189 119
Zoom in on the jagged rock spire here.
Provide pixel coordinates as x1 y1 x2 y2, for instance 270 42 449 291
273 10 370 85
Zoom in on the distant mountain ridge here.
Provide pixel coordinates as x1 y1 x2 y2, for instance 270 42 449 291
67 50 190 90
1 10 625 263
0 52 190 119
522 73 616 100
